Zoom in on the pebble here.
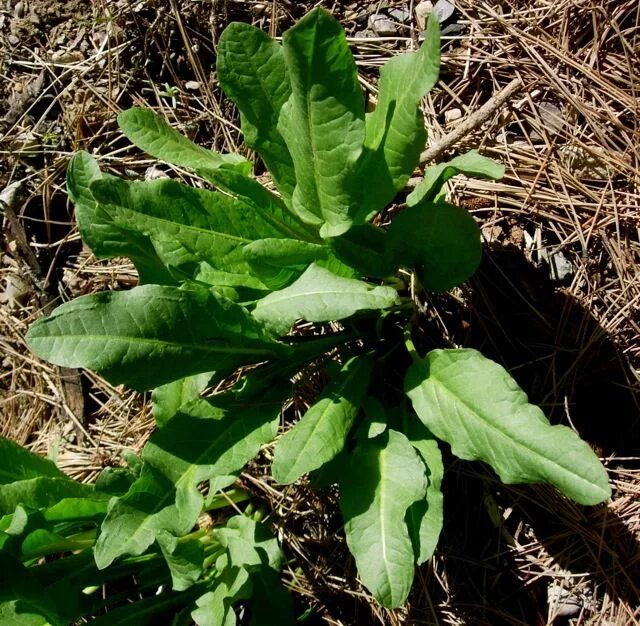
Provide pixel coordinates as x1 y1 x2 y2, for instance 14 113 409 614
434 0 455 22
388 7 411 23
368 14 399 36
444 108 463 124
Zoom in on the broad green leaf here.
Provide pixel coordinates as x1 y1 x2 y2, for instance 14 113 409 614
0 437 66 485
252 264 399 335
43 498 108 524
192 586 237 626
217 23 296 200
217 517 283 571
403 419 443 564
405 349 612 505
27 285 284 391
89 177 286 284
0 478 98 516
157 531 205 592
93 463 202 569
339 430 427 608
407 150 505 206
329 225 395 278
272 354 374 484
386 201 481 292
243 238 328 290
152 372 213 428
118 108 251 174
200 168 316 242
355 396 388 439
67 152 175 285
355 15 440 221
144 388 285 509
0 603 49 626
279 8 365 237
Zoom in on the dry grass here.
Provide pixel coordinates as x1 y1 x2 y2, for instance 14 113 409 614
1 0 638 624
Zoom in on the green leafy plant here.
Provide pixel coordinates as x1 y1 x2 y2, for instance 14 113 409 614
0 436 294 625
20 8 610 612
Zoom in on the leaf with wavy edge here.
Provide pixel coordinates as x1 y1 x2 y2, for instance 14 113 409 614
405 349 611 505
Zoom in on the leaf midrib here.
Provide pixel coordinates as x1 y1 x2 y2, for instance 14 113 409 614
32 333 276 356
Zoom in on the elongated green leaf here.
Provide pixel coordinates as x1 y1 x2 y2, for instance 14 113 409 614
200 168 316 242
144 388 285 506
386 201 481 292
272 354 374 484
340 430 427 608
279 8 365 237
157 531 204 592
252 264 399 335
0 437 66 485
405 349 611 505
407 150 504 206
89 176 286 284
243 238 328 290
355 15 440 221
0 478 98 516
118 108 251 174
67 152 175 285
152 372 213 428
403 419 443 564
94 463 201 569
217 23 296 200
329 225 395 278
27 285 283 391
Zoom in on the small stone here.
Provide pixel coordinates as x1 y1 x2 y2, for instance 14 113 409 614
250 2 267 16
415 1 434 29
539 248 574 283
388 7 411 23
560 144 610 180
144 165 169 181
434 0 455 22
368 14 399 36
184 80 201 91
547 583 589 618
0 274 30 308
14 1 25 18
444 108 462 124
8 34 19 45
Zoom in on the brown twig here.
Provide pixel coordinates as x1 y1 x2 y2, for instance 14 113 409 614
407 77 524 188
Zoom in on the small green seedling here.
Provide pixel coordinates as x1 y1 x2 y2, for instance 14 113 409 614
20 8 609 612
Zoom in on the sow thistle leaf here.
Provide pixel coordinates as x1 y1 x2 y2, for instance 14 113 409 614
144 387 285 507
26 285 284 391
217 22 296 201
279 8 365 237
403 419 444 565
94 463 201 569
340 430 428 608
405 349 611 505
118 107 251 175
89 176 286 285
67 152 175 285
152 372 213 428
252 264 399 335
0 436 66 484
356 14 440 221
0 478 99 516
243 238 328 290
407 150 505 206
328 225 396 279
272 353 374 484
386 201 481 292
201 168 315 242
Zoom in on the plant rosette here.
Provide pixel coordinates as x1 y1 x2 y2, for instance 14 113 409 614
17 7 611 615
